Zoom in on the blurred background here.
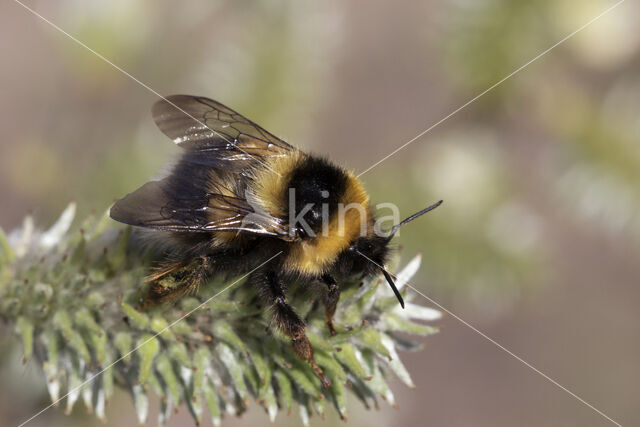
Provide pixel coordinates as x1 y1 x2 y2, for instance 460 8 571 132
1 0 638 425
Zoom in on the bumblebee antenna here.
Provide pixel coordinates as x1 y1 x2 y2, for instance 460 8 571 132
388 200 443 239
354 248 405 308
380 267 404 308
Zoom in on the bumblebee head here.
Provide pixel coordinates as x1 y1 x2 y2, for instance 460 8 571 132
346 234 391 276
339 200 443 308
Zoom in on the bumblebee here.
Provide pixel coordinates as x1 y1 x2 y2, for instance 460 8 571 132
110 95 441 386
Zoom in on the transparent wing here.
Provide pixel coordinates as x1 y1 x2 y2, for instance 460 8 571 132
110 180 290 237
152 95 294 171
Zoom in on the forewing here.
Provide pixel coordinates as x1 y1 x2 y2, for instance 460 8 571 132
110 180 290 237
152 95 294 171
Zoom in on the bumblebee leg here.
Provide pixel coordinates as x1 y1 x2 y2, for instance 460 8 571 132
321 274 340 336
257 271 330 387
140 256 210 309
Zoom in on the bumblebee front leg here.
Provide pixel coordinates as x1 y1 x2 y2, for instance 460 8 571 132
257 271 330 387
140 255 210 309
321 274 340 336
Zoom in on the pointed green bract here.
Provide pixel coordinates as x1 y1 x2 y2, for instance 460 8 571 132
114 331 133 363
136 335 160 384
156 354 181 404
16 316 34 361
274 370 293 414
217 342 250 404
121 302 149 329
203 380 222 427
53 310 91 364
314 350 347 382
360 328 392 359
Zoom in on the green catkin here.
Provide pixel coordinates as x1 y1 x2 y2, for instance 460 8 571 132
0 205 439 424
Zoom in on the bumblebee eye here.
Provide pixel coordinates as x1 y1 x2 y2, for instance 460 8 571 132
297 226 308 239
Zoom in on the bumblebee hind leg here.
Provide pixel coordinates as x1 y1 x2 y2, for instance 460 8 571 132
256 270 330 387
321 274 340 336
140 256 210 309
